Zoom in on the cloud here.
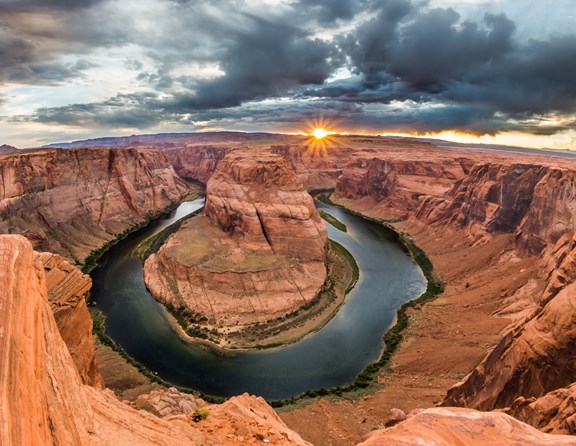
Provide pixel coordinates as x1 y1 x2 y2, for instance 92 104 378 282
4 0 576 143
0 0 131 85
170 14 342 110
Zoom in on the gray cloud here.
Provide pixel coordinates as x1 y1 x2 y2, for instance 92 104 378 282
5 0 576 141
0 0 131 84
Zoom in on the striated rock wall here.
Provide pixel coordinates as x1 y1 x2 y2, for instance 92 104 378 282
204 151 327 261
271 144 355 190
441 231 576 413
37 252 102 387
0 148 189 263
164 146 230 183
334 155 470 219
0 234 312 446
145 151 328 329
416 163 576 255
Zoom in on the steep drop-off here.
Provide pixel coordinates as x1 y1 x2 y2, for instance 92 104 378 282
144 151 328 332
0 148 189 263
0 234 312 446
38 252 102 387
334 151 471 219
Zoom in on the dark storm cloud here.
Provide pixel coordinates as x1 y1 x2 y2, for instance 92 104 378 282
26 92 165 128
296 0 367 24
8 0 576 140
172 15 341 110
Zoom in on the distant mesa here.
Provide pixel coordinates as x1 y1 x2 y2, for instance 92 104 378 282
144 150 328 340
0 144 18 154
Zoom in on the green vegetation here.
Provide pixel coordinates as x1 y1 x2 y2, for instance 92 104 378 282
192 408 210 422
329 240 358 294
319 210 348 232
81 200 184 273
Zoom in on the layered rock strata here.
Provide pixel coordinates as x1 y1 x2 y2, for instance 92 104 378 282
0 148 189 263
335 155 470 219
0 234 312 446
144 151 328 329
416 163 576 255
442 230 576 413
37 252 102 387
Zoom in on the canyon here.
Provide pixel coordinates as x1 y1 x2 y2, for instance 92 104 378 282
1 133 576 445
0 148 189 264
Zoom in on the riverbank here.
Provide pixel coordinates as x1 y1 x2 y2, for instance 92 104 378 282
280 195 542 446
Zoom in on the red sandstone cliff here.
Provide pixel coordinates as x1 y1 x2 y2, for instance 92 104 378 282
335 155 470 219
0 234 312 446
37 252 102 387
0 148 189 263
442 231 576 414
144 151 328 330
164 146 230 183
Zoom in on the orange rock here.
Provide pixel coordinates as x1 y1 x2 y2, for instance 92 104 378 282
358 408 576 445
0 147 189 262
36 251 102 387
0 234 312 446
145 151 328 328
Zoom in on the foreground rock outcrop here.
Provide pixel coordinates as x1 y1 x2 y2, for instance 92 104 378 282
0 148 189 263
38 252 102 387
0 234 311 446
145 151 328 331
358 408 576 445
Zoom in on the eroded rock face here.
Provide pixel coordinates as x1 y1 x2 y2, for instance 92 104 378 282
416 163 546 243
0 148 189 262
334 155 469 219
37 252 102 387
0 234 312 446
145 151 328 328
443 280 576 411
416 162 576 255
165 146 230 183
507 383 576 435
204 151 327 261
358 408 576 446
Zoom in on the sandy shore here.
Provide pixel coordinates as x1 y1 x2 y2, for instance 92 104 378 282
279 200 542 446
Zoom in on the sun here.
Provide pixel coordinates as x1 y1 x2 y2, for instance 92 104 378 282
313 128 329 139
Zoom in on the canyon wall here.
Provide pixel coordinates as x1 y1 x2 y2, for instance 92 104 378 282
38 252 102 387
416 163 576 254
0 234 312 446
164 146 230 183
335 155 470 219
442 231 576 421
0 148 189 263
144 151 328 330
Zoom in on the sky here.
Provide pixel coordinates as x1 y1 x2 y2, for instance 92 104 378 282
0 0 575 149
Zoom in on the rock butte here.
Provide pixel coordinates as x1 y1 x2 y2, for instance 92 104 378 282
144 150 328 329
1 133 576 444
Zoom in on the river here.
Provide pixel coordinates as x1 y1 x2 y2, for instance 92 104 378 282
91 198 426 400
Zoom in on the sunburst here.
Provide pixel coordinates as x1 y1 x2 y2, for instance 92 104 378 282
299 116 344 158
